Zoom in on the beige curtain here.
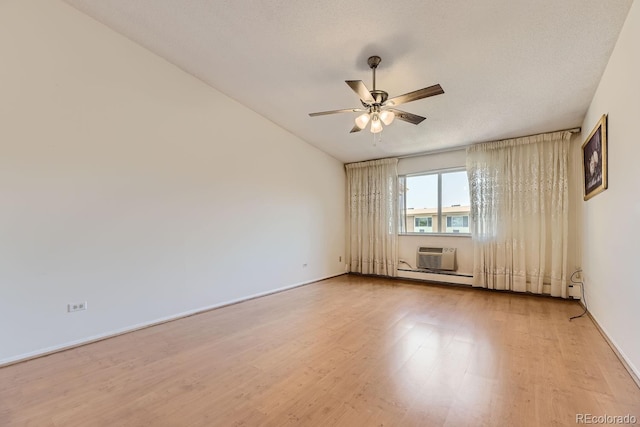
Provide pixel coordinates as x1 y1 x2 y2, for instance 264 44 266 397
346 158 399 276
466 131 571 297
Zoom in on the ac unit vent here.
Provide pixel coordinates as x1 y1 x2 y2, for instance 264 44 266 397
416 247 456 271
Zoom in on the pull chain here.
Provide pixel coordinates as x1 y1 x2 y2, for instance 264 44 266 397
372 131 382 146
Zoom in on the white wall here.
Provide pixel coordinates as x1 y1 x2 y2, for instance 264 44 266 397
0 0 345 364
397 149 473 284
580 1 640 377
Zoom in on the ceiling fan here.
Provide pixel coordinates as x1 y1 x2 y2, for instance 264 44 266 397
309 56 444 134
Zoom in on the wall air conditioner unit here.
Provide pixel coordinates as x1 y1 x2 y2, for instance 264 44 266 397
416 247 456 271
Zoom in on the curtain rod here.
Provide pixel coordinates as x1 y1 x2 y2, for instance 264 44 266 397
476 126 582 145
397 126 581 160
397 144 468 159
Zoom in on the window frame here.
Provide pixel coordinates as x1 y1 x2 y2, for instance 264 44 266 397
399 167 472 237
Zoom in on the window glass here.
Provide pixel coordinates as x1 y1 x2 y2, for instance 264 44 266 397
403 174 437 233
400 169 471 234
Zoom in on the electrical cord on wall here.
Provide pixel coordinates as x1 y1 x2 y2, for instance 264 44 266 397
569 269 588 321
398 260 415 269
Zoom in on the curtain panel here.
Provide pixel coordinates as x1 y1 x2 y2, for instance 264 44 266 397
346 158 399 276
466 131 571 297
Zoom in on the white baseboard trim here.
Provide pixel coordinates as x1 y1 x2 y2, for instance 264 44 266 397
585 306 640 389
0 272 346 368
396 269 474 286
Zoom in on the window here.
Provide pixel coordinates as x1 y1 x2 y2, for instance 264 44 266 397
446 215 469 233
399 169 471 234
414 216 433 233
415 217 432 227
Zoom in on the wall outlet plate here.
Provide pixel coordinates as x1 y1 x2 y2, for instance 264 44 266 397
68 301 88 312
568 284 582 299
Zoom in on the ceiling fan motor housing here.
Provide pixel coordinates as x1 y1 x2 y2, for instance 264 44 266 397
370 90 388 105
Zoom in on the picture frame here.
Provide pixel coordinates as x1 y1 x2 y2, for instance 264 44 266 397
582 114 608 201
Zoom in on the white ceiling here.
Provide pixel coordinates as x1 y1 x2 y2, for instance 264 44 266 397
64 0 632 163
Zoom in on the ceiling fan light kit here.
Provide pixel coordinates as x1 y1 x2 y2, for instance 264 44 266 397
309 56 444 135
355 112 370 129
370 115 383 133
380 110 395 126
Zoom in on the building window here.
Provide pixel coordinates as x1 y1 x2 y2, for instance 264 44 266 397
399 169 471 234
446 215 469 233
414 216 433 233
415 217 432 227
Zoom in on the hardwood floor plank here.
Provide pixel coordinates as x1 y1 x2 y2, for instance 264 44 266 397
1 275 639 426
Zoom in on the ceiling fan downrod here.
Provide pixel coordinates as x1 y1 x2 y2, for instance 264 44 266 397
368 55 381 91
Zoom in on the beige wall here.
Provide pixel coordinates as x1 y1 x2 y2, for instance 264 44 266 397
0 0 346 364
579 1 640 378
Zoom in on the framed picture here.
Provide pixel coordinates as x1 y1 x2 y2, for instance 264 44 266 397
582 114 608 200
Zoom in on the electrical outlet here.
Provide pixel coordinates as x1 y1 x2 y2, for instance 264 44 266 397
568 284 582 299
68 301 88 313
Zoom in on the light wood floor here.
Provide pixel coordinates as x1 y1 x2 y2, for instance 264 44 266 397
1 275 639 426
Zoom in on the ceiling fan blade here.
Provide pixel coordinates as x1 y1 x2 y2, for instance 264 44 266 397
345 80 375 104
385 84 444 107
386 108 426 125
309 108 365 117
349 124 363 133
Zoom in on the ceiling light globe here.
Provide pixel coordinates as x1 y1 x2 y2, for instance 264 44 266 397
355 113 370 129
380 110 395 126
370 117 383 134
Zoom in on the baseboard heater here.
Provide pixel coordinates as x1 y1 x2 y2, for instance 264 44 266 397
416 247 456 271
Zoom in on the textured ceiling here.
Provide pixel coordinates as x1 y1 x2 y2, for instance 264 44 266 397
64 0 632 163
